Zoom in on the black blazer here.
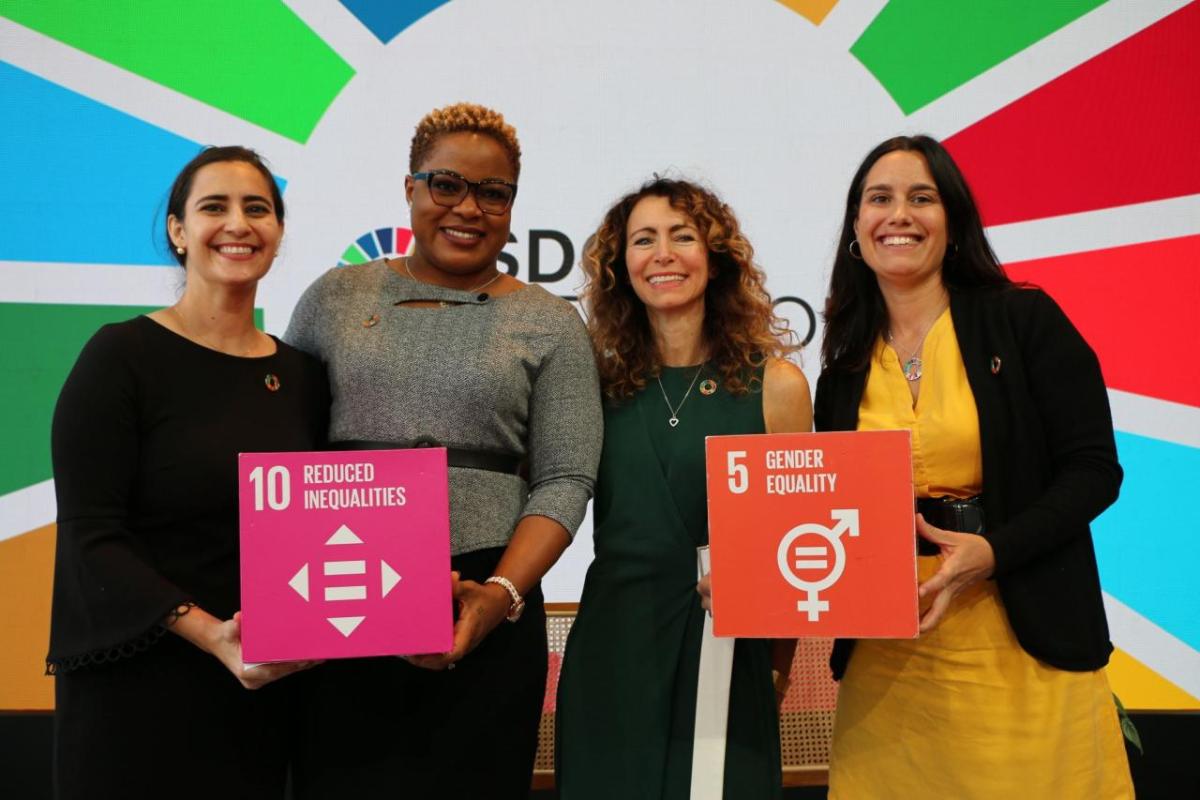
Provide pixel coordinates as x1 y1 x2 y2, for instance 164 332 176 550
815 285 1121 679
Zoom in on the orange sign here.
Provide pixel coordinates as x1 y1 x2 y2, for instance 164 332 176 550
705 430 918 639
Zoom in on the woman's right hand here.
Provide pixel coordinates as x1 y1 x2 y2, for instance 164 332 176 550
211 613 322 689
696 573 713 613
170 606 320 689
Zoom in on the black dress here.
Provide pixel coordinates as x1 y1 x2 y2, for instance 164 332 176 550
47 316 329 799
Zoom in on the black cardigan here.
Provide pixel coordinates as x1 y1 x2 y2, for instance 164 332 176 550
815 285 1121 679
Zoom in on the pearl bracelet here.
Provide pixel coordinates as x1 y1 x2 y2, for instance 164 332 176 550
484 575 525 622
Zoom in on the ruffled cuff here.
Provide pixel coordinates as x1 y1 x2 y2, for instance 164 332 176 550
46 601 197 675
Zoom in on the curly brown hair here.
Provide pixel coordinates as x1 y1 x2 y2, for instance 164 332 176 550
408 102 522 178
581 177 796 400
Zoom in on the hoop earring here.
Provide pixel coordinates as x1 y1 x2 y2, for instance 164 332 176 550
848 239 863 260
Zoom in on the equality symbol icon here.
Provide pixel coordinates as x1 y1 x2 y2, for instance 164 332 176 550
776 509 860 621
287 524 403 637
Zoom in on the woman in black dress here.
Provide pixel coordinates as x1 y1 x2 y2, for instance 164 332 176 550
47 146 329 799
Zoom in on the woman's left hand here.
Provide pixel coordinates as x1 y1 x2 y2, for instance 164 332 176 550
916 513 996 633
696 574 713 613
404 571 511 671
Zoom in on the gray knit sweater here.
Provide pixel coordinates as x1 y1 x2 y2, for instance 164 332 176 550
285 259 602 556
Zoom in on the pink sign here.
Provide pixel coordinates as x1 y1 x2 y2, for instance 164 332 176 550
238 448 453 662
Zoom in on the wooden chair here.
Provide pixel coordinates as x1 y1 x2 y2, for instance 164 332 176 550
534 604 836 789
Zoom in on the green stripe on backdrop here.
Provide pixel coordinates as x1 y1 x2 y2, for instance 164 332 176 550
851 0 1108 114
340 243 368 265
0 303 264 497
0 0 354 143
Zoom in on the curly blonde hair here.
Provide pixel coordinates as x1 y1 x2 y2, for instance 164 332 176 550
409 102 522 178
581 178 797 400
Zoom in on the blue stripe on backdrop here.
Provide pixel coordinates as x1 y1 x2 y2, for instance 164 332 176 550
1094 431 1200 651
0 61 284 267
0 61 202 265
356 231 380 259
337 0 451 44
375 226 393 254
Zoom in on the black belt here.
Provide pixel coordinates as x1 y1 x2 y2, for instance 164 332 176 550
916 495 985 555
328 439 527 478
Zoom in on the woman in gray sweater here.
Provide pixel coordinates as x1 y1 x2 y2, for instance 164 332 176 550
285 103 602 799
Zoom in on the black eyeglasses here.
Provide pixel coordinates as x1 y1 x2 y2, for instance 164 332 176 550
410 169 517 215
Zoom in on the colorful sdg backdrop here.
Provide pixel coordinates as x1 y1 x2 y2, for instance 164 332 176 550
1 0 1197 714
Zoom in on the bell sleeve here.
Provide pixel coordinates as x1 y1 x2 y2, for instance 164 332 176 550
46 324 190 673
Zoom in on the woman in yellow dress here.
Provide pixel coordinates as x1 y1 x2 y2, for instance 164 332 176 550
816 135 1134 798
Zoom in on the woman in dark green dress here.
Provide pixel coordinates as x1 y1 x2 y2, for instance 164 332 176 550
556 178 812 799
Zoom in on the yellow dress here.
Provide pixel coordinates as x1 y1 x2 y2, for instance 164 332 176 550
828 309 1134 800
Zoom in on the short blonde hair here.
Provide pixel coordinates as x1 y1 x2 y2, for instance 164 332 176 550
409 102 522 178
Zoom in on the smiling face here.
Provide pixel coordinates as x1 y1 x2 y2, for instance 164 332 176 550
624 195 711 319
853 150 948 292
167 160 282 290
404 131 515 286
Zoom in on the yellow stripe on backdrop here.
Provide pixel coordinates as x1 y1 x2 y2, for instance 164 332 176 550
775 0 839 25
0 524 55 710
1108 647 1200 712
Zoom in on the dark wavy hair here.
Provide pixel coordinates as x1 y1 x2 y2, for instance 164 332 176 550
165 145 284 266
821 135 1011 373
581 177 796 400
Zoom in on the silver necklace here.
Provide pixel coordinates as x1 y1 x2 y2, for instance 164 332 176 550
886 306 946 382
656 365 705 427
404 258 503 301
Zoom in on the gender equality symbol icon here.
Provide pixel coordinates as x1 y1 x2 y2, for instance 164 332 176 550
776 509 860 621
286 524 403 637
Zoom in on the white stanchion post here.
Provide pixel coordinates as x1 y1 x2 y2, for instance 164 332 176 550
690 546 735 799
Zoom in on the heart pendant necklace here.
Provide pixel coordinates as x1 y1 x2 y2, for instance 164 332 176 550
656 365 705 427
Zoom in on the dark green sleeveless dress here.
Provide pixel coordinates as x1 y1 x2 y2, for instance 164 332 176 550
556 366 782 800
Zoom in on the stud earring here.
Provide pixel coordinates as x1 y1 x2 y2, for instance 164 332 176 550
176 246 185 255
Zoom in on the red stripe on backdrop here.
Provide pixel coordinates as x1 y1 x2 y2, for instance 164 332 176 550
1004 234 1200 408
395 227 414 255
945 1 1200 227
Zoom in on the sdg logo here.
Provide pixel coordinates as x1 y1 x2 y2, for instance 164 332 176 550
776 509 860 621
287 523 404 638
338 226 415 266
